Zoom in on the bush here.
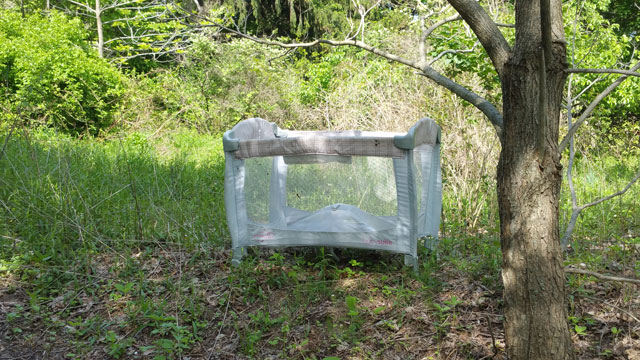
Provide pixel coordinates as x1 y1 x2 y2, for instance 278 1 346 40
0 10 125 135
119 37 305 134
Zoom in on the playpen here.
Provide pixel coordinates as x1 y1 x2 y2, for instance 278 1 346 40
223 117 442 270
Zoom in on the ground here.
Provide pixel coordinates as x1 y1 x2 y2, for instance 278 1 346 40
1 130 638 359
1 244 638 360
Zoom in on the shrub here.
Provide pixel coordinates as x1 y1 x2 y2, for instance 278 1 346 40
120 37 305 134
0 10 125 135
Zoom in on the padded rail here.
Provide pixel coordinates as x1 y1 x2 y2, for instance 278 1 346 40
233 135 405 159
223 118 440 159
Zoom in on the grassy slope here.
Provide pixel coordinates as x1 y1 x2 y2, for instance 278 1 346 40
0 128 638 359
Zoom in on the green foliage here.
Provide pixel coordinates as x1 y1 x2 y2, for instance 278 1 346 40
428 20 501 92
99 0 191 70
561 149 640 254
0 10 125 134
296 49 346 105
600 0 640 36
214 0 353 39
47 0 195 70
120 37 304 133
344 295 363 342
564 0 640 129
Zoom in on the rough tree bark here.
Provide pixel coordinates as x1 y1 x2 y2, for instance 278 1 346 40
449 0 574 355
497 0 574 358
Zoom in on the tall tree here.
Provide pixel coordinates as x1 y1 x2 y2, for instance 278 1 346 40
209 0 640 358
53 0 198 67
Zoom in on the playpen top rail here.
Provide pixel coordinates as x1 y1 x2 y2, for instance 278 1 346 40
223 117 440 159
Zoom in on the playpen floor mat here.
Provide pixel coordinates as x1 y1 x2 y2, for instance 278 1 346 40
283 204 395 232
272 203 397 232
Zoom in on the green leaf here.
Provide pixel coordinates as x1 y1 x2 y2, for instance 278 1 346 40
373 306 386 315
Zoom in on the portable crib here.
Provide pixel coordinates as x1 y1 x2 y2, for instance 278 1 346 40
223 117 442 270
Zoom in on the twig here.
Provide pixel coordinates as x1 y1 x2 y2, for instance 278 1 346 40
419 13 461 63
566 68 640 77
208 290 231 360
427 41 480 67
565 267 640 285
572 293 640 323
486 315 499 358
560 61 640 152
562 166 640 246
0 121 17 162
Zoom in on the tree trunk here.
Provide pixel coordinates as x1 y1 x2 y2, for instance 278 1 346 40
497 0 574 358
96 0 104 58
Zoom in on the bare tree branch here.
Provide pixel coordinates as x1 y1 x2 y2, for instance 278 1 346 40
569 76 603 104
55 0 195 62
567 68 640 77
101 0 141 11
574 293 640 323
416 9 512 64
119 47 189 61
417 66 503 138
581 170 640 209
565 268 640 285
427 41 479 66
208 21 504 138
419 13 461 63
104 30 192 45
559 61 640 152
562 164 640 247
562 74 579 249
65 0 94 12
347 0 381 42
103 12 173 25
447 0 511 77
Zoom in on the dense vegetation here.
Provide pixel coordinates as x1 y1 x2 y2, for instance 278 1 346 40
1 1 639 359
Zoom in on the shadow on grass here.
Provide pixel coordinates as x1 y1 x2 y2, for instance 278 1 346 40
0 128 227 280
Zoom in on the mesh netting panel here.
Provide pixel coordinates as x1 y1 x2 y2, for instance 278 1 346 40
285 156 397 217
414 150 424 215
244 157 272 224
243 156 398 226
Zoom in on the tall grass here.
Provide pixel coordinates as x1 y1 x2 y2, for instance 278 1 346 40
0 128 226 286
560 146 640 271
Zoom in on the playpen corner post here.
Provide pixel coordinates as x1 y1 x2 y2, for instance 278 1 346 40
225 150 249 267
404 254 419 273
231 247 245 266
395 149 419 273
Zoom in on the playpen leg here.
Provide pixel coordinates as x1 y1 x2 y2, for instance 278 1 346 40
404 254 418 273
231 247 245 266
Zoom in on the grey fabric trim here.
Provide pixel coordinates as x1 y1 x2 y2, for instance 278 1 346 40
225 117 441 158
235 136 405 159
283 154 353 165
393 117 441 149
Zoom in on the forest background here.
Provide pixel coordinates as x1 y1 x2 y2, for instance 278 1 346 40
1 0 639 359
